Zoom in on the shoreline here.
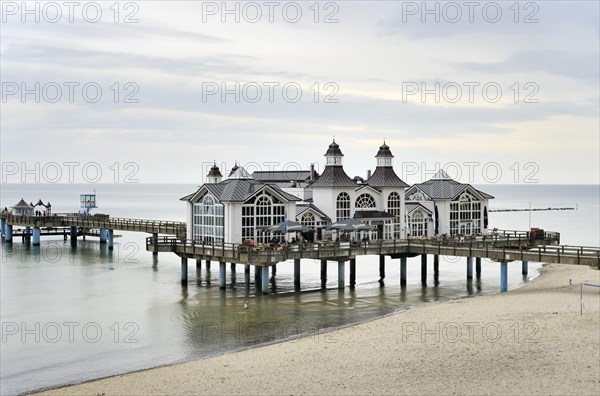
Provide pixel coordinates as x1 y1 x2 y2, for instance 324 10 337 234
37 263 600 396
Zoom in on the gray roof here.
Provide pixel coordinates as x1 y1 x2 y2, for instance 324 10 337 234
311 166 356 188
324 139 344 157
296 203 331 221
408 179 494 200
181 179 301 203
375 142 394 158
12 198 32 209
354 210 394 219
207 164 223 178
367 167 409 188
252 170 319 182
406 202 433 215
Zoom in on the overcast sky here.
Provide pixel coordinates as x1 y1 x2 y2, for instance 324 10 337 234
1 1 598 184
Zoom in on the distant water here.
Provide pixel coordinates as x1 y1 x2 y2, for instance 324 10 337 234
0 184 598 395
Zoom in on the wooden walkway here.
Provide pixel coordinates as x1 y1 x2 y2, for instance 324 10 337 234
147 233 600 269
2 213 186 239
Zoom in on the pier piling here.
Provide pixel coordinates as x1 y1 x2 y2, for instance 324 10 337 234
379 255 385 285
433 254 439 285
33 227 41 246
108 229 114 250
294 259 301 290
261 266 269 294
152 233 158 256
337 260 345 289
421 254 427 285
349 258 356 288
181 257 188 285
522 260 529 276
99 228 107 244
467 257 473 279
400 257 407 287
219 262 226 289
476 257 482 278
500 261 508 292
320 260 327 289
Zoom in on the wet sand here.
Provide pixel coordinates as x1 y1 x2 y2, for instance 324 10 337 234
38 263 600 396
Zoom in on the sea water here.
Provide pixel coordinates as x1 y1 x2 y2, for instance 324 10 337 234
0 183 598 395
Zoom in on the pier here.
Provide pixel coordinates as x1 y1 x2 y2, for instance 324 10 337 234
2 211 598 295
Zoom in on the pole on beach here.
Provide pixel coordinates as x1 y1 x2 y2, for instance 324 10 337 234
294 259 301 290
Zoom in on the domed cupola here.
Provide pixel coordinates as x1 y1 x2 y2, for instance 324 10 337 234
207 163 223 184
375 141 394 167
325 139 344 166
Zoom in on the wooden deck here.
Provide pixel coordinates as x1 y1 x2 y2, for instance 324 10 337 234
2 213 186 239
147 232 599 269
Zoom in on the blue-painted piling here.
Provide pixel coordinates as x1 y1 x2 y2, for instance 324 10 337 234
219 262 226 289
33 227 41 246
522 260 528 276
99 228 107 244
261 266 269 294
500 261 508 292
181 257 188 285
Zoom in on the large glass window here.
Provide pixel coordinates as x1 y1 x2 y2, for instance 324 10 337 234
449 192 481 235
410 210 427 237
355 193 376 209
241 192 286 243
336 192 351 221
301 212 316 229
387 192 402 239
193 194 224 243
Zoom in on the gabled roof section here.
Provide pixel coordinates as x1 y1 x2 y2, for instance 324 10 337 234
12 198 32 208
406 202 433 216
296 202 331 221
252 170 319 182
229 165 252 179
311 166 356 188
408 176 494 201
355 184 381 194
180 179 300 204
367 167 409 188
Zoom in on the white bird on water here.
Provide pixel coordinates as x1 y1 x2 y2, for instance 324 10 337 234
244 300 249 312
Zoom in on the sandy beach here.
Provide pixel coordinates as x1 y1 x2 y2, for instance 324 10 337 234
38 263 600 396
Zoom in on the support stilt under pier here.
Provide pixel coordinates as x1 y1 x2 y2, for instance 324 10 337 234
522 260 528 276
206 260 211 270
433 254 439 285
152 232 158 256
320 260 327 289
294 259 301 290
338 260 345 289
421 254 427 285
70 226 77 246
196 259 202 270
99 228 107 244
467 257 473 279
349 258 356 289
500 261 508 292
5 224 12 243
230 263 236 284
108 229 114 250
181 257 188 285
219 262 226 289
244 265 250 288
261 266 269 294
0 217 5 238
33 227 40 246
379 255 385 285
400 257 407 287
255 266 262 292
476 257 482 278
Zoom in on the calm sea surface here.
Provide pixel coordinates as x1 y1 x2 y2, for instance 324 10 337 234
1 184 598 395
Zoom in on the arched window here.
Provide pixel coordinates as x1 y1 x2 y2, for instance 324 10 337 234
301 212 316 229
449 192 481 235
387 192 402 239
355 193 376 208
336 192 351 221
410 210 427 237
241 192 286 243
193 194 224 243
